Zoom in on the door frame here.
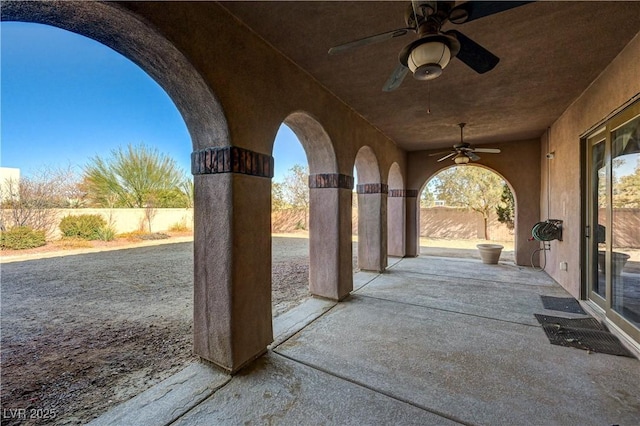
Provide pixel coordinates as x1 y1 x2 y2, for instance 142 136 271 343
582 100 640 343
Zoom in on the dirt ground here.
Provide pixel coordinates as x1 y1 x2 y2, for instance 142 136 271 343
0 235 319 425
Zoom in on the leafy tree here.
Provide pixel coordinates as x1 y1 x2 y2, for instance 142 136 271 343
432 166 504 239
420 186 435 208
613 156 640 208
271 182 289 211
496 183 515 230
282 164 309 210
82 143 188 208
273 164 310 228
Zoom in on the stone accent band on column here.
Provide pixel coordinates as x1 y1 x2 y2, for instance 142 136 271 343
389 189 409 197
356 183 389 194
191 146 274 178
309 173 354 190
389 189 420 197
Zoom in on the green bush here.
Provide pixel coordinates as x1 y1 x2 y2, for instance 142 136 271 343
0 226 46 250
59 214 106 240
96 226 116 242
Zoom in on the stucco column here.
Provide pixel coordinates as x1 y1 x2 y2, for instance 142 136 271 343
357 183 388 272
387 189 407 257
405 190 420 257
308 174 354 300
192 147 273 374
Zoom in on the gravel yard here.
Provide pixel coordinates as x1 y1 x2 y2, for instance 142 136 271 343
0 236 332 425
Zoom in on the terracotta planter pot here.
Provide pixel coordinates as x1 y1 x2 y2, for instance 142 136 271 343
477 244 504 264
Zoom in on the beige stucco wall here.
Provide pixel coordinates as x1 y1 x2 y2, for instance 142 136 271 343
407 139 541 266
544 33 640 297
1 208 193 240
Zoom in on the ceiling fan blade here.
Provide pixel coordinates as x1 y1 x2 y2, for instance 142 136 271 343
449 1 534 24
472 148 501 154
382 63 409 92
468 152 481 161
328 28 413 55
446 30 499 74
429 150 455 157
437 152 457 162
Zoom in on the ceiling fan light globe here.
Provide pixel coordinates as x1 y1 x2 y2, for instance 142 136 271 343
408 41 451 80
454 154 470 164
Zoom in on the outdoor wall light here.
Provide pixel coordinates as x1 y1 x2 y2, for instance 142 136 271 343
454 153 470 164
407 40 452 80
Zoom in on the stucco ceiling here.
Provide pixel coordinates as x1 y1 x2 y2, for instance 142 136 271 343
220 1 640 151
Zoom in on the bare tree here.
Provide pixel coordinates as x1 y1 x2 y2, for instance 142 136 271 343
0 166 81 238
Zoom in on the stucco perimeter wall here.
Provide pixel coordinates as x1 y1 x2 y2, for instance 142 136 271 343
407 139 541 266
545 33 640 298
121 2 406 179
2 208 194 240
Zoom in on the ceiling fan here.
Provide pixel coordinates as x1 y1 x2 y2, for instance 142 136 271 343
328 1 532 91
429 123 501 164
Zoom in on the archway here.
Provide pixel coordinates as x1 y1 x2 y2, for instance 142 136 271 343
419 164 517 262
354 146 387 272
1 0 238 395
275 112 351 300
387 162 406 257
0 16 209 424
270 123 312 317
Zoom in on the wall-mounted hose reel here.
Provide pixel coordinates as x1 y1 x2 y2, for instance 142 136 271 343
530 219 563 271
531 219 563 242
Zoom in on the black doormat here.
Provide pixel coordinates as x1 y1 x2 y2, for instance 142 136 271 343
540 295 587 315
534 314 635 358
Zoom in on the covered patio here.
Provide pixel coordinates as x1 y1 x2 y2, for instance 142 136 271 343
2 2 639 422
91 254 640 425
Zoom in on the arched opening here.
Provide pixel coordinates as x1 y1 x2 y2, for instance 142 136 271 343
353 146 386 272
418 164 517 262
270 123 312 317
2 2 229 422
387 162 406 257
272 112 350 301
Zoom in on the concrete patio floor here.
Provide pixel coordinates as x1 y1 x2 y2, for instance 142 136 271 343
90 255 640 426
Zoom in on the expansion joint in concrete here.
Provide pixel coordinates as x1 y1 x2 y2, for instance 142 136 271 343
357 293 542 329
191 146 274 178
271 351 472 426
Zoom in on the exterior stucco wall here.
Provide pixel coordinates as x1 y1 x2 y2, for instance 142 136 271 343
544 33 640 298
407 139 541 266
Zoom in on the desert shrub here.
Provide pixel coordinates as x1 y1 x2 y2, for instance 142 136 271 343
118 230 147 241
59 214 106 240
54 238 93 250
0 226 46 250
168 221 190 232
96 226 116 242
118 231 169 241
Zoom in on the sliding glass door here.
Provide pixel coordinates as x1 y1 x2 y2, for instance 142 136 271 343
585 101 639 340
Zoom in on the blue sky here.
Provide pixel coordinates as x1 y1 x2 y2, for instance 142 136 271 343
1 22 305 183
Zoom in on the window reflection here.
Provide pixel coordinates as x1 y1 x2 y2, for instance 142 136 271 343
593 141 607 298
611 115 640 327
